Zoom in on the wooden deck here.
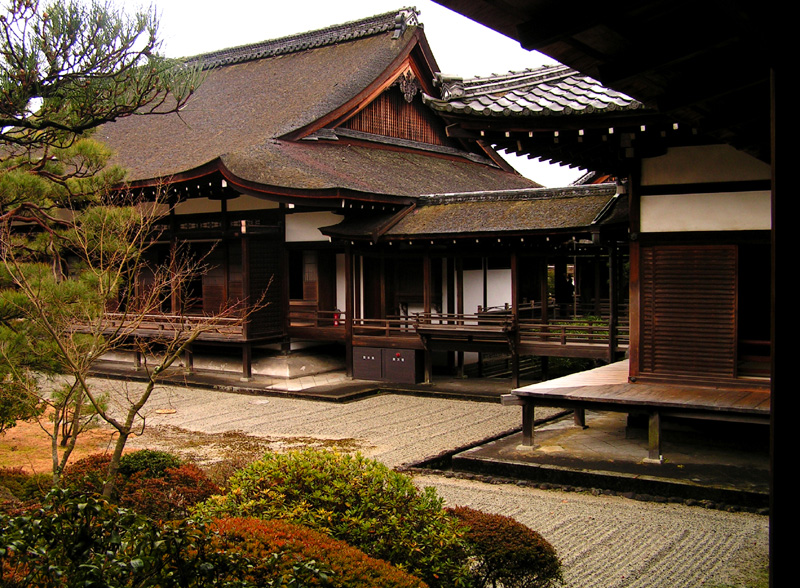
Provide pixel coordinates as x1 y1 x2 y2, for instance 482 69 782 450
502 360 771 463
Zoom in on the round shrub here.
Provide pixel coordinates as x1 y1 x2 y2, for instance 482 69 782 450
120 464 220 520
60 452 114 496
195 449 470 587
212 517 429 588
118 448 182 479
0 490 243 587
448 506 563 588
0 467 50 516
60 450 216 520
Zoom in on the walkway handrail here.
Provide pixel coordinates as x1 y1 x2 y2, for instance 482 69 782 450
519 318 613 345
100 312 244 335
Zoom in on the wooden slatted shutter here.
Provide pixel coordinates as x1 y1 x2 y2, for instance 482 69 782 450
640 244 737 379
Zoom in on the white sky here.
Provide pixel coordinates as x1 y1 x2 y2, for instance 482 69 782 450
148 0 587 187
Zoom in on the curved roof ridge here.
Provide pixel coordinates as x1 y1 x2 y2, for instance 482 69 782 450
426 66 641 117
186 7 419 69
420 182 618 204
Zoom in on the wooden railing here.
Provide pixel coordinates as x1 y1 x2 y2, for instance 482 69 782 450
519 318 629 348
351 315 416 337
288 305 345 328
101 312 243 338
416 311 515 331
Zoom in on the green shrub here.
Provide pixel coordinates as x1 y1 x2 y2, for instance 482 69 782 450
195 449 470 587
212 517 428 587
0 489 247 587
0 467 51 502
0 467 50 516
118 448 183 478
449 506 563 588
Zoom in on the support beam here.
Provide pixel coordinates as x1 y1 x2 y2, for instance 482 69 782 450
241 342 252 381
522 403 535 446
645 411 664 464
183 344 194 375
511 250 520 388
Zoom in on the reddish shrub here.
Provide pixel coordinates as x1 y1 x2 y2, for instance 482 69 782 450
59 452 114 497
120 464 220 520
448 506 563 588
60 451 217 520
212 517 429 588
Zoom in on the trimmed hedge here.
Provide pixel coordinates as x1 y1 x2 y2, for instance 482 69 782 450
212 517 429 587
0 490 246 587
449 506 563 588
195 449 470 587
60 451 219 520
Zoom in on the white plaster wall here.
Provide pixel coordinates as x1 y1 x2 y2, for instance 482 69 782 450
463 269 512 313
640 191 772 232
639 144 772 232
641 144 770 185
285 211 342 242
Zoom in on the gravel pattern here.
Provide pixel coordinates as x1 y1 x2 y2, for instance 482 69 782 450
102 378 768 588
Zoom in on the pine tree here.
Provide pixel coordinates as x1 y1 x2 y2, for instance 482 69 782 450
0 0 201 487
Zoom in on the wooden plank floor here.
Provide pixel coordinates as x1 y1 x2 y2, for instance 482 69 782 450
513 360 770 417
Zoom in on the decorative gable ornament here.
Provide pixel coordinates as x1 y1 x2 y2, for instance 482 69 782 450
397 71 420 103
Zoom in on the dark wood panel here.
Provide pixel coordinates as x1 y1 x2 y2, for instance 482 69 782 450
640 244 736 379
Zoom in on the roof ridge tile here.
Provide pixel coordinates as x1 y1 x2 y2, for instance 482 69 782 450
186 7 418 69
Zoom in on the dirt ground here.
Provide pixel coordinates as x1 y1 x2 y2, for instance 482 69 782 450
0 416 362 477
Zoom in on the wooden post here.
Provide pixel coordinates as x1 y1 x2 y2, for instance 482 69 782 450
646 411 663 463
423 252 432 383
608 245 619 363
241 233 252 380
183 344 194 375
345 243 354 378
539 257 549 321
456 256 464 377
511 250 520 388
573 407 586 427
446 256 456 373
522 403 535 446
241 342 252 381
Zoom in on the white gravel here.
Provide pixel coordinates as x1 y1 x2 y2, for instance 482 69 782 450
100 378 769 588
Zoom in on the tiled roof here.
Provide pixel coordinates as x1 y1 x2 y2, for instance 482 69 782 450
185 8 419 68
423 65 642 118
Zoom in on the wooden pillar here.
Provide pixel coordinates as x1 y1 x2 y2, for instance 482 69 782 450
345 243 354 378
423 251 432 384
241 342 252 381
522 403 535 446
456 256 465 377
539 257 549 322
168 208 179 314
446 256 456 373
646 411 663 463
511 250 520 388
240 232 252 380
608 245 619 363
183 344 194 375
573 407 586 427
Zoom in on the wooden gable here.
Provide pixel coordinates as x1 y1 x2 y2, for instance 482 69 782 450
341 78 452 147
